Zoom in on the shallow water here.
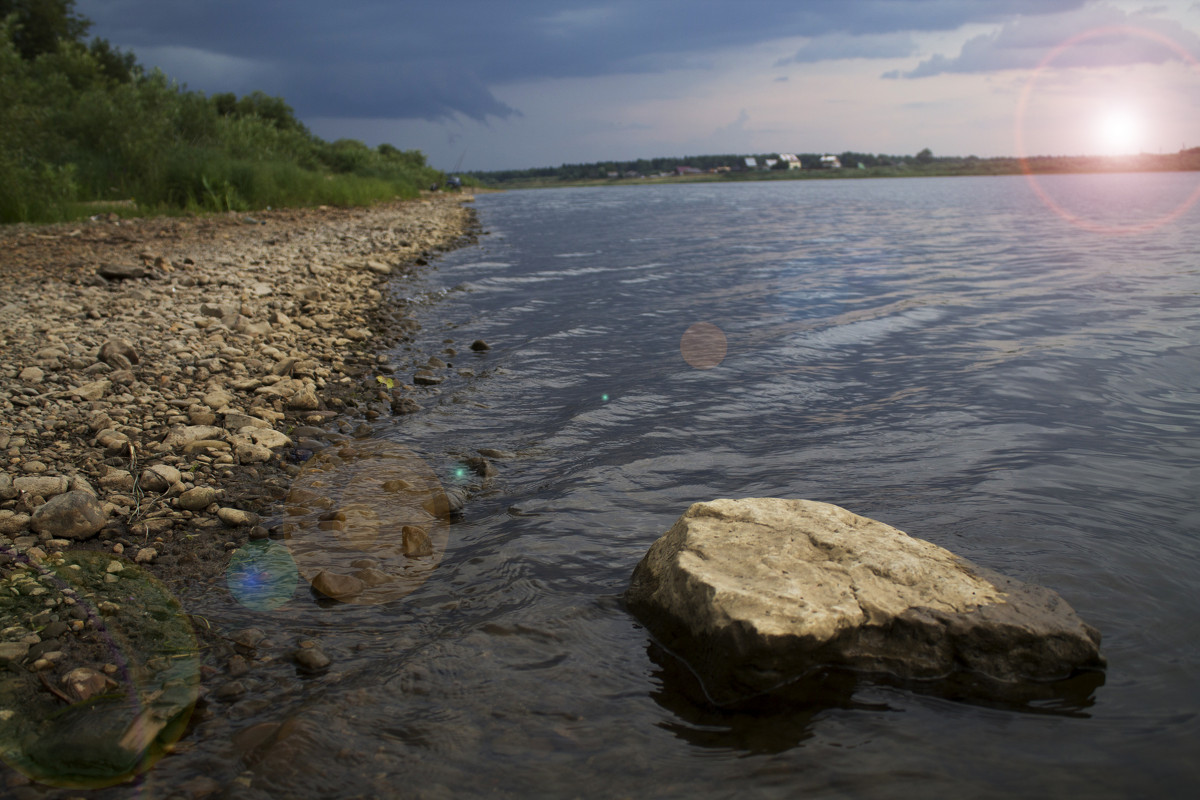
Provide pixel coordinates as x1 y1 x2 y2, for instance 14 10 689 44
131 174 1200 797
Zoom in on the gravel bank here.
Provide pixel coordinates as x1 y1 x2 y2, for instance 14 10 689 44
0 194 480 790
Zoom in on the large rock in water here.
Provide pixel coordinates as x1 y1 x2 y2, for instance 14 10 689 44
626 499 1104 703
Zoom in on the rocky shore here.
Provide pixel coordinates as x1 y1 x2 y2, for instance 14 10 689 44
0 194 481 790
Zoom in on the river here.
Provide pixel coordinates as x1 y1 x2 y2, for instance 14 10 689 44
151 174 1200 797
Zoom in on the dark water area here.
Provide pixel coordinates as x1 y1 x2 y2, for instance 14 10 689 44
128 175 1200 798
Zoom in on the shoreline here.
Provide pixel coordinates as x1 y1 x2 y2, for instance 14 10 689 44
0 193 483 790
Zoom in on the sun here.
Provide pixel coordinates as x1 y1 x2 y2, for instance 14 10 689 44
1096 106 1142 155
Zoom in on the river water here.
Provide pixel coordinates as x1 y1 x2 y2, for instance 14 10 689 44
153 175 1200 797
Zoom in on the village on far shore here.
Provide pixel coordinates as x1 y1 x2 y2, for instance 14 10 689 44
467 146 1200 188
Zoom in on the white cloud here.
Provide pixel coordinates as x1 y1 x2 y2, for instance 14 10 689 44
890 4 1200 78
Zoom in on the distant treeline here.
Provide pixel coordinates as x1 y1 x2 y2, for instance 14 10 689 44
470 151 923 183
470 147 1200 187
0 0 445 223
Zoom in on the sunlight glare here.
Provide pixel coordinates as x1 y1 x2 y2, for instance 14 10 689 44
1097 106 1142 155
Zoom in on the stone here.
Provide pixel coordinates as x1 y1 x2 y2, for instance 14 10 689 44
29 491 108 540
309 570 364 601
0 472 15 501
163 425 225 448
134 547 158 564
97 263 150 281
178 486 220 512
353 567 392 588
241 427 291 449
182 439 230 455
98 469 135 493
625 499 1105 703
235 317 272 336
95 429 130 456
0 642 29 663
217 507 259 527
68 474 98 497
390 396 421 415
232 627 267 651
223 412 269 431
402 525 434 557
188 409 218 426
412 371 443 386
0 512 32 536
203 389 235 410
235 442 273 464
469 339 491 351
61 667 113 703
140 464 182 493
12 475 70 499
18 366 44 383
200 302 239 321
287 386 320 411
292 644 332 672
71 379 111 401
98 338 139 368
215 680 247 701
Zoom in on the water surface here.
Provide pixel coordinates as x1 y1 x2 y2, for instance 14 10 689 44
160 175 1200 797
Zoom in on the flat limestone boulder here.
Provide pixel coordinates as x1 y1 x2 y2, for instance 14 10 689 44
626 499 1104 703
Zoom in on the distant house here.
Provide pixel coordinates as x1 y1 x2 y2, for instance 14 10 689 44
779 153 802 170
675 165 703 175
819 154 842 169
743 157 758 169
764 158 779 169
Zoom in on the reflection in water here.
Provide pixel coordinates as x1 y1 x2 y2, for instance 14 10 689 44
646 640 1104 756
648 642 882 754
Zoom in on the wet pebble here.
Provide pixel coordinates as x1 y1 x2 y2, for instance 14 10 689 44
292 642 331 673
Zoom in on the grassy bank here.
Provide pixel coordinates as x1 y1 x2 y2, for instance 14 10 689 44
0 6 445 224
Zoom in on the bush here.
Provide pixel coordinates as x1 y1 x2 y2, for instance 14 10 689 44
0 11 442 224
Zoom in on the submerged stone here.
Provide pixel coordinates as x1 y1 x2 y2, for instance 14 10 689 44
626 498 1105 704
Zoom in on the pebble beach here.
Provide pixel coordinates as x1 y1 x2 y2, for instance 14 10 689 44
0 194 480 790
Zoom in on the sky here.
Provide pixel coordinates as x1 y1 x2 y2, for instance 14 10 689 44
76 1 1200 172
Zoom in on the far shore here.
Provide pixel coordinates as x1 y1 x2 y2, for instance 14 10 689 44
473 149 1200 190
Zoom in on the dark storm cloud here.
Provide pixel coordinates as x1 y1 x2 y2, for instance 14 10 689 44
76 0 1090 121
775 32 920 64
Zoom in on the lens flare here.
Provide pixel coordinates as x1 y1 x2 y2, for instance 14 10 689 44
1015 25 1200 234
0 552 198 789
279 440 452 605
680 322 727 369
226 540 300 611
1096 106 1141 155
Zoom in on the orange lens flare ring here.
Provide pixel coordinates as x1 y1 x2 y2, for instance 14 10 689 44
1015 25 1200 235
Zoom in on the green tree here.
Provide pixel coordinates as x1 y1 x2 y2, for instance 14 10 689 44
915 147 934 164
0 0 89 60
